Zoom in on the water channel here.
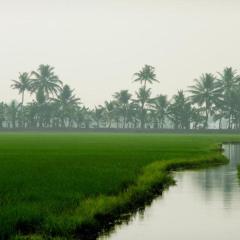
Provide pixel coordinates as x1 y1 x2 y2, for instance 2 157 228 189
99 144 240 240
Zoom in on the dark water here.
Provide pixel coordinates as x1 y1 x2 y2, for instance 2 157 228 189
99 144 240 240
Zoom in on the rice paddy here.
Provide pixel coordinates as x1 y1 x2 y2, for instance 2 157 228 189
1 132 240 239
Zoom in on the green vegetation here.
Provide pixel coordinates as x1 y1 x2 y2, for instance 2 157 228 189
0 64 239 129
1 132 240 239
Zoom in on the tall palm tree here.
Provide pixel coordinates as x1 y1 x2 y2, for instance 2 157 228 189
11 72 32 127
134 87 151 128
188 73 219 128
133 65 159 87
11 72 31 108
113 90 132 128
31 64 62 100
217 67 240 128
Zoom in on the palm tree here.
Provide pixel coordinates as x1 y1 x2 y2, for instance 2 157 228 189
188 73 219 129
104 101 115 128
31 64 62 100
168 90 191 129
52 85 80 127
190 107 205 129
217 67 240 128
152 95 168 128
0 102 5 128
11 72 31 108
134 87 151 128
24 102 38 128
133 65 159 87
93 106 105 128
113 90 132 128
6 100 20 128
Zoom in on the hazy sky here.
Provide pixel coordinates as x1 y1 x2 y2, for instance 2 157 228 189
1 0 240 107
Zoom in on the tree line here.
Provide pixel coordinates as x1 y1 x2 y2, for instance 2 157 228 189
1 64 240 130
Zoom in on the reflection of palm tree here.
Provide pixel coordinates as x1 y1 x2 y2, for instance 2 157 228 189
31 64 62 100
133 65 159 87
189 73 219 128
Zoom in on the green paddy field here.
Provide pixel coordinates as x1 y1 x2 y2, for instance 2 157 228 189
1 132 240 239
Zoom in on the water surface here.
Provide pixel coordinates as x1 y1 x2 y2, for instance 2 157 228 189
99 144 240 240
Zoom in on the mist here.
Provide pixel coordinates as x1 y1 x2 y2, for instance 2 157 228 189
1 0 240 107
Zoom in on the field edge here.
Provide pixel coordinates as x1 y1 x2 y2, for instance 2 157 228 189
13 144 229 240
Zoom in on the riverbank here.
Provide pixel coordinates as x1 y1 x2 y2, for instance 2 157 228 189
1 133 240 239
14 153 228 240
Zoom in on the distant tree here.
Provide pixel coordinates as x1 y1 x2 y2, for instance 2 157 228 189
168 91 191 129
31 64 62 100
6 100 20 128
190 107 205 129
11 72 32 127
189 73 220 129
133 65 159 87
113 90 132 128
74 107 86 128
152 95 169 128
217 67 240 128
104 101 115 128
11 72 31 108
134 87 151 128
24 102 38 128
125 102 138 128
52 85 80 127
0 102 5 128
93 106 105 128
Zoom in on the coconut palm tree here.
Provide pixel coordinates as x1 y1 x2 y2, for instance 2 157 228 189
168 90 191 129
6 100 21 128
93 106 105 128
0 102 5 128
151 94 169 128
133 65 159 87
104 101 115 128
217 67 240 128
11 72 31 108
31 64 62 100
113 90 132 128
190 107 205 129
52 85 80 127
188 73 220 129
134 87 152 128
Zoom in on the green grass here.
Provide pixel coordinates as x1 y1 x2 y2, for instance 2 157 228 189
0 133 240 239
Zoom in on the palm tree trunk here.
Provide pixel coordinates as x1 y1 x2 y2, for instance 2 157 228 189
205 109 209 129
108 118 112 128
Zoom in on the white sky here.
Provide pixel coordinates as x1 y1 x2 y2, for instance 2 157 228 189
0 0 240 107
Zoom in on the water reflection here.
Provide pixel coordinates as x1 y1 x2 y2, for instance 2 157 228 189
99 144 240 240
